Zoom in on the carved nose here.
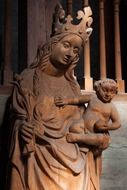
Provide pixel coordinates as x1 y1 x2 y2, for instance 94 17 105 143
68 48 74 57
106 92 111 97
66 54 71 59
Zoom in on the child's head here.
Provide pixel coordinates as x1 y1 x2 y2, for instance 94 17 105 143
94 79 118 103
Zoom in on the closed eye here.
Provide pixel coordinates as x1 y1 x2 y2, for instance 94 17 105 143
62 42 70 48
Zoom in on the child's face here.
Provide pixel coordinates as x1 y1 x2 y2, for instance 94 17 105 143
97 84 117 103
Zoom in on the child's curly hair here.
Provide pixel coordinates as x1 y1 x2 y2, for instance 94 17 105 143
94 79 118 94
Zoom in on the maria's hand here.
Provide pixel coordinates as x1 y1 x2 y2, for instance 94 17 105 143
101 134 111 150
93 134 110 156
54 96 67 106
19 120 34 144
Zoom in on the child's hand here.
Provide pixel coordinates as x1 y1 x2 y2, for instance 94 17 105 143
93 134 111 156
95 125 108 132
94 120 108 132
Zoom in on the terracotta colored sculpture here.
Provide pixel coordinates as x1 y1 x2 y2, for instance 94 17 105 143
55 79 121 156
6 4 120 190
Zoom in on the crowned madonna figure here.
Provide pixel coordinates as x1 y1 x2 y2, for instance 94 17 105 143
6 3 108 190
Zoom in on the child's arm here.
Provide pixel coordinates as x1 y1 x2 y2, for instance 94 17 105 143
94 120 109 133
94 103 121 132
106 103 121 130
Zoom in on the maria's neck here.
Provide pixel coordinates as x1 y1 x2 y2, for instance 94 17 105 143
43 62 65 77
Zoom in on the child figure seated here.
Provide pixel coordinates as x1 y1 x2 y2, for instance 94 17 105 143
54 79 121 156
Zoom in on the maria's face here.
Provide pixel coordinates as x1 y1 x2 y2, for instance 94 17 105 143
50 34 83 69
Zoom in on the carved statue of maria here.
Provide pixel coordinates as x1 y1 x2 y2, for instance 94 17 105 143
6 4 120 190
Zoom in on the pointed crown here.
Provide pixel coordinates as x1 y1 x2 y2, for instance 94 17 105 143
52 3 93 42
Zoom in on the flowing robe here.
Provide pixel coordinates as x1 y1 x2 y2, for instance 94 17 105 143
8 68 100 190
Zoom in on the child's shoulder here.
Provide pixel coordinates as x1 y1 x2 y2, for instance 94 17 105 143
90 94 98 101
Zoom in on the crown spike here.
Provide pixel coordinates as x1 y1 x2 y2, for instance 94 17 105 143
51 4 93 42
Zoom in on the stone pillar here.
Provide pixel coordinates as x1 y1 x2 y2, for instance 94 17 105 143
67 0 72 15
113 0 125 92
27 0 46 66
83 0 93 91
99 0 106 79
27 0 59 66
3 0 13 84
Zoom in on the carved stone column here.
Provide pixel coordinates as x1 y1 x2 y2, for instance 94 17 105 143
99 0 106 79
27 0 59 66
3 0 13 84
83 0 93 91
113 0 125 92
67 0 72 15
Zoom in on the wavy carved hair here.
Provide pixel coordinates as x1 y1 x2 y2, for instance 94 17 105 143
94 78 118 94
30 33 82 96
